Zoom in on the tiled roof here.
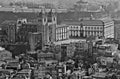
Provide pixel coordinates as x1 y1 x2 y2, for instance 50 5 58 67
62 20 104 26
57 11 104 24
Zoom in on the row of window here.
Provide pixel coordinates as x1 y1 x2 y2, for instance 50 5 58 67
56 26 103 34
69 26 103 30
69 26 83 30
56 33 68 41
56 27 67 34
70 31 103 37
85 26 103 30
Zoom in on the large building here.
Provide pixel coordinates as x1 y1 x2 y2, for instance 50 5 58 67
55 19 114 43
1 20 16 43
16 9 57 50
37 9 57 45
17 22 40 42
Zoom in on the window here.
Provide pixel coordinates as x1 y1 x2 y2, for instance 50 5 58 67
73 26 75 30
54 17 56 21
78 31 80 36
60 28 62 33
70 31 72 36
76 26 78 30
64 33 66 39
78 26 80 30
44 18 46 23
94 27 96 30
75 31 77 36
48 18 52 22
18 21 22 24
91 27 93 30
88 27 90 29
71 26 73 30
100 27 103 29
72 31 74 36
97 27 99 29
65 27 67 32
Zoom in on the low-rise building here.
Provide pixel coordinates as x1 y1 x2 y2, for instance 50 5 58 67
0 47 12 61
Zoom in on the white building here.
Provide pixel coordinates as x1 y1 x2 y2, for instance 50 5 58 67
55 19 114 44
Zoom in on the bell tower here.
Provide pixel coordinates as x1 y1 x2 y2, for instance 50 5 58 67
37 9 48 46
37 9 47 26
47 9 57 24
47 9 57 44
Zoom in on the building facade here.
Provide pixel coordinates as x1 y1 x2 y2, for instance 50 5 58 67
1 21 17 43
55 19 114 42
114 20 120 41
56 25 69 42
29 32 42 51
17 23 39 42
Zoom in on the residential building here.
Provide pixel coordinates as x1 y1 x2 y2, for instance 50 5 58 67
0 47 12 61
37 51 54 61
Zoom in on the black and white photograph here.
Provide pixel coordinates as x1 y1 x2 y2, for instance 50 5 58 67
0 0 119 79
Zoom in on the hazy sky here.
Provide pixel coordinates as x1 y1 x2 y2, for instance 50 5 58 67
0 0 119 8
0 0 118 4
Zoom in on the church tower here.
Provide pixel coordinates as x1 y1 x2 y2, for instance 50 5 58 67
47 9 57 24
37 9 47 26
37 9 48 46
47 9 57 44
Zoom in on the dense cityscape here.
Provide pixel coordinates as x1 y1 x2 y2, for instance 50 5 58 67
0 0 120 79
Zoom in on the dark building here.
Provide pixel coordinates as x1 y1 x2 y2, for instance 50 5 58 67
37 9 57 45
17 23 40 42
0 29 8 44
29 32 42 51
1 20 17 43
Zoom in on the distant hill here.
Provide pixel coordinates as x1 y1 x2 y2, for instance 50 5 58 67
0 0 120 9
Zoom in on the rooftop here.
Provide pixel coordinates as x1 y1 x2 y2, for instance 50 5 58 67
22 22 41 26
62 20 104 26
54 39 86 45
1 20 16 25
